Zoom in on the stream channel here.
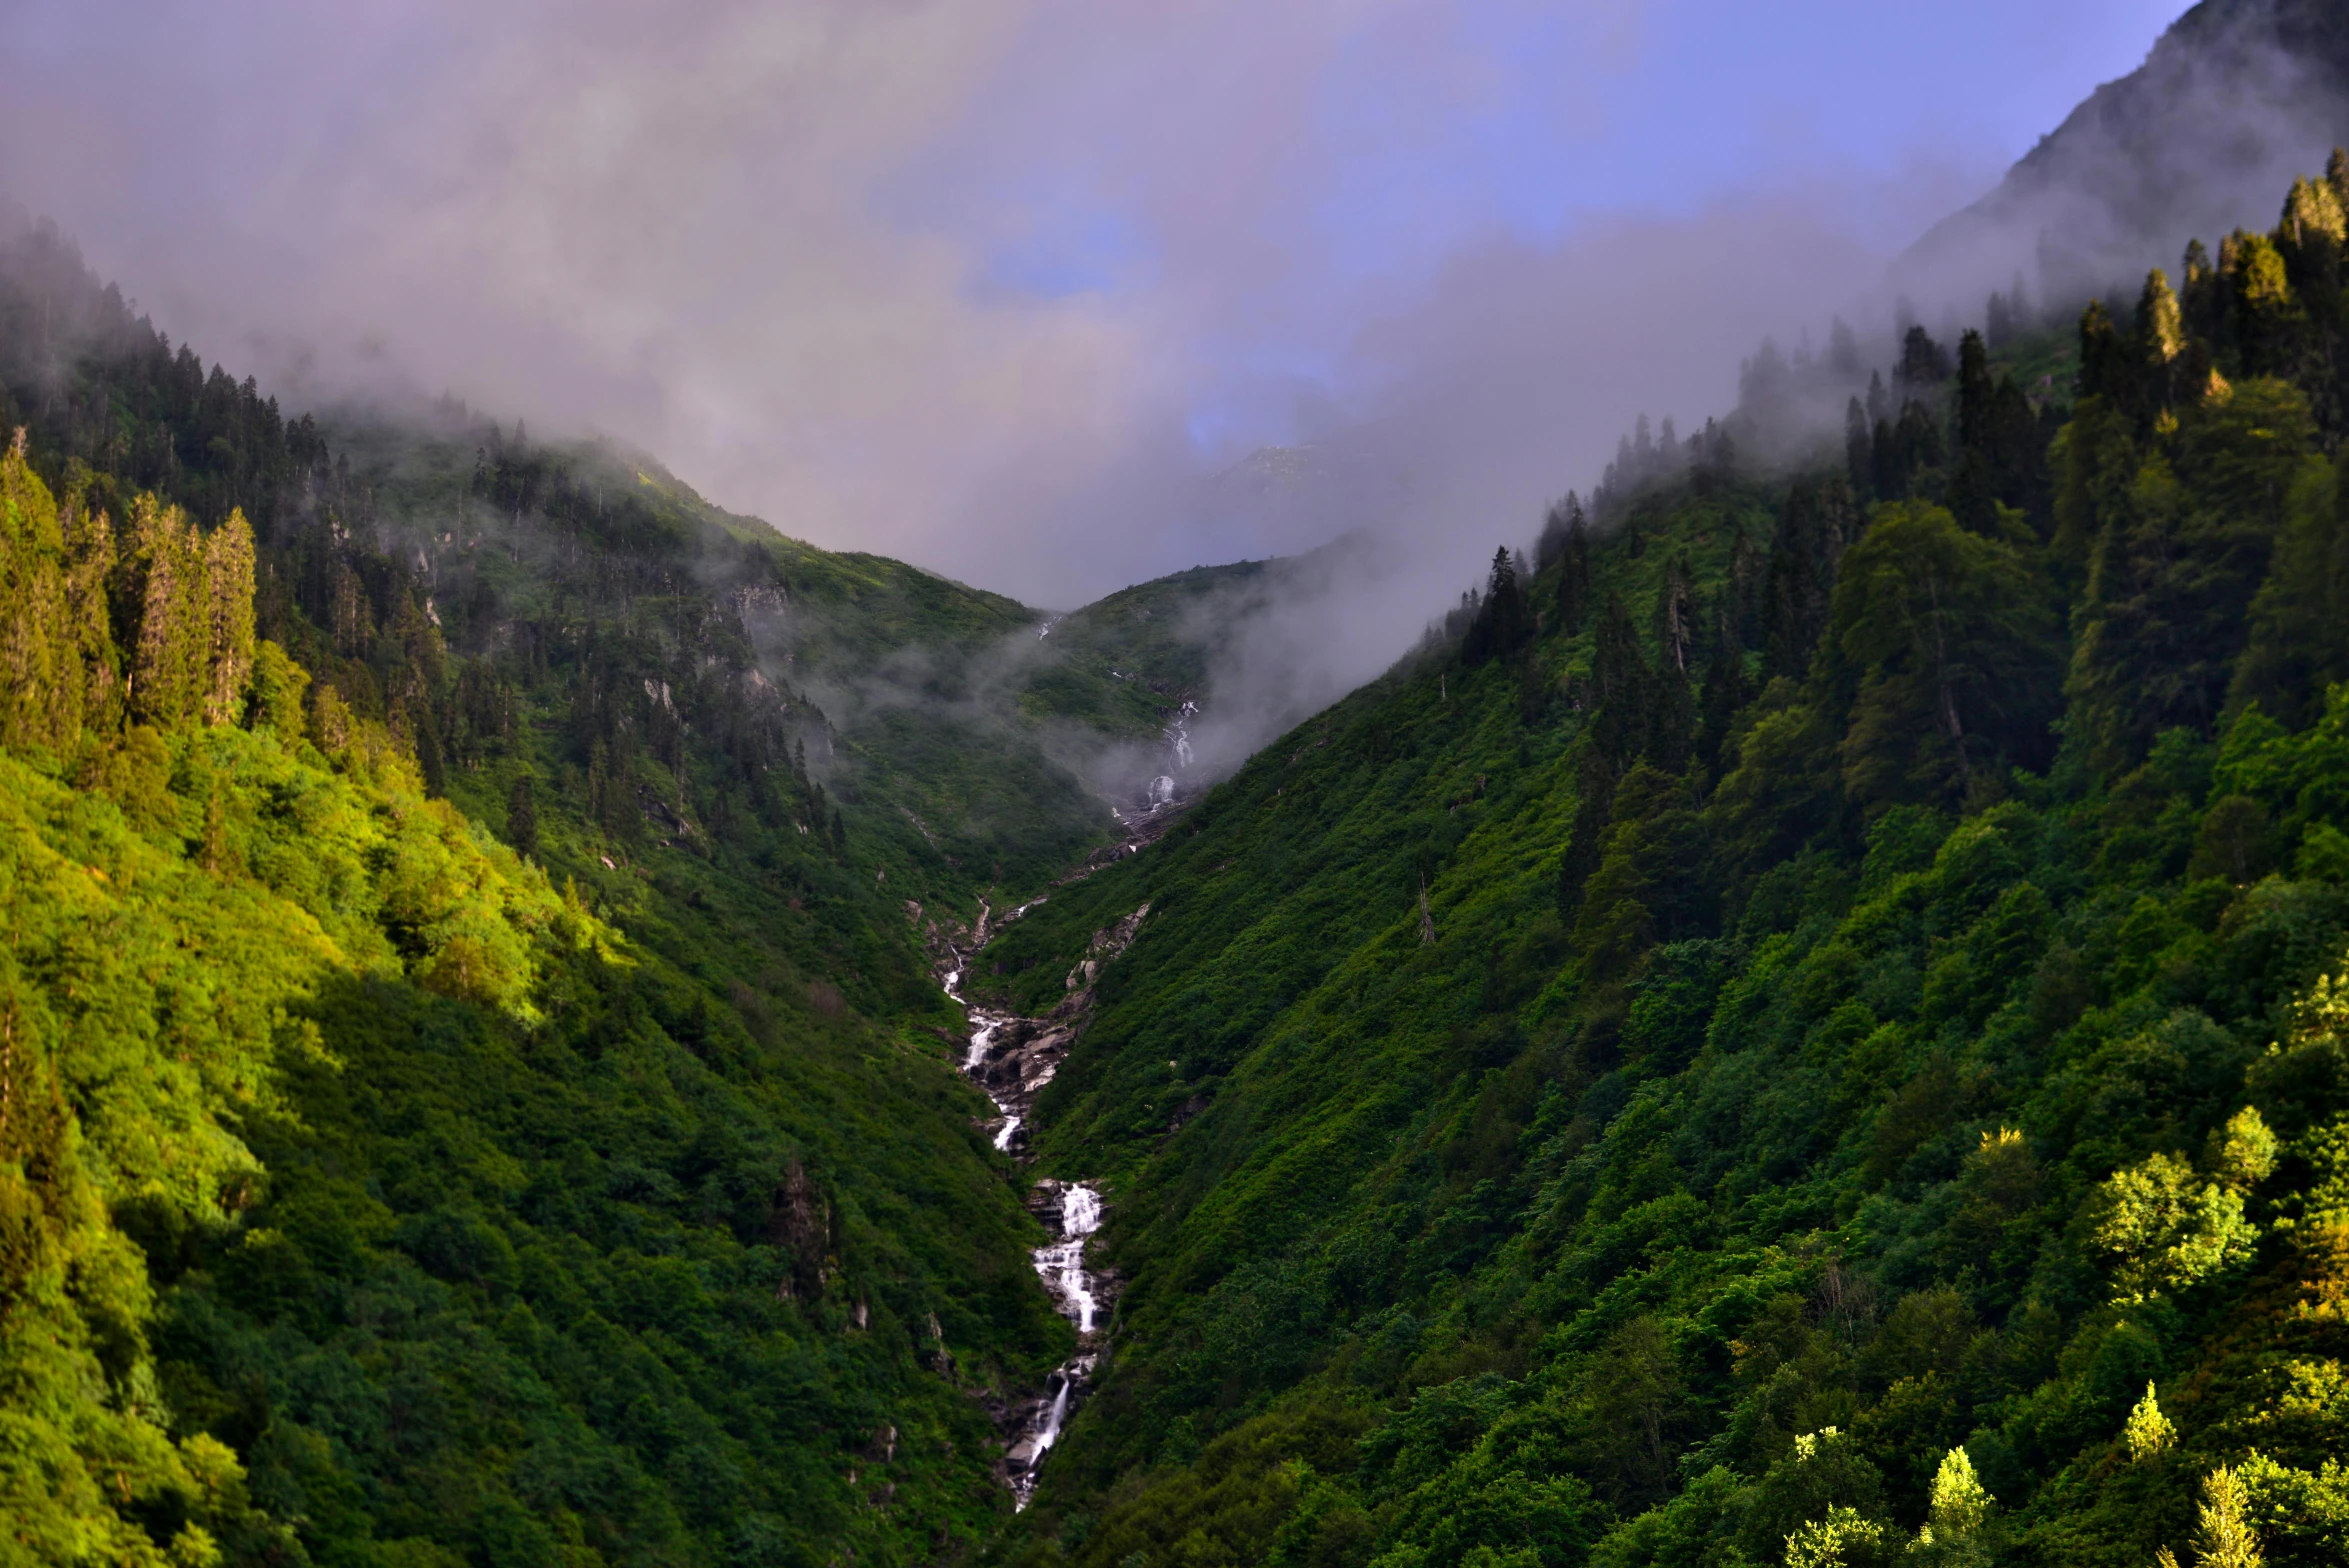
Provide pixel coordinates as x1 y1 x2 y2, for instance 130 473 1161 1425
934 699 1196 1507
941 939 1108 1509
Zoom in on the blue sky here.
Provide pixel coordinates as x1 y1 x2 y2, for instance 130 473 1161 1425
951 1 2188 305
918 0 2192 465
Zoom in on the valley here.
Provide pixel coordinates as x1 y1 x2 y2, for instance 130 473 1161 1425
7 3 2349 1565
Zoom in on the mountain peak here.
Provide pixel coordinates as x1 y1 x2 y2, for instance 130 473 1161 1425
1904 0 2349 302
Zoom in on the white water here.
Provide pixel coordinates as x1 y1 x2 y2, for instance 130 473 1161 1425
1036 1186 1103 1332
940 933 1111 1508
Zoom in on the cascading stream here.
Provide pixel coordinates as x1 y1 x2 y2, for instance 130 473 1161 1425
933 701 1193 1505
941 936 1110 1508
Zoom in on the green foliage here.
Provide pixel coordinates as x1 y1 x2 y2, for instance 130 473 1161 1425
0 210 1189 1561
971 154 2349 1568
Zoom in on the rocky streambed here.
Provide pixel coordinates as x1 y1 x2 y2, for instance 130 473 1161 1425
937 897 1147 1507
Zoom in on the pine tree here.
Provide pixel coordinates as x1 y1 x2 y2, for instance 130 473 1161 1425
0 431 79 751
2138 270 2188 413
2122 1383 2176 1463
1762 482 1826 680
125 496 209 730
1949 331 2000 535
203 509 256 725
2077 299 2135 409
2227 230 2304 381
1956 330 1996 455
2192 1467 2263 1568
1589 593 1653 766
65 501 120 738
1655 553 1698 676
1463 546 1528 665
1695 645 1752 778
1897 324 1953 389
1556 495 1591 636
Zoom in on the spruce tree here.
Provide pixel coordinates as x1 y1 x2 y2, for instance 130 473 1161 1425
203 509 256 726
1463 546 1527 665
1845 396 1872 500
126 496 209 730
1763 482 1826 680
1555 495 1591 636
1950 331 2000 535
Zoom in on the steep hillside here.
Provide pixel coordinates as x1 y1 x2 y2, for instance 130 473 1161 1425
975 157 2349 1568
0 219 1253 1567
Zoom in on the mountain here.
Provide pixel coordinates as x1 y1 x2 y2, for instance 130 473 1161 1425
965 157 2349 1566
17 11 2349 1567
0 217 1263 1566
1904 0 2349 303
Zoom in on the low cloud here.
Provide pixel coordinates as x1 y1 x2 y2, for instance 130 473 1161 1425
4 0 2327 782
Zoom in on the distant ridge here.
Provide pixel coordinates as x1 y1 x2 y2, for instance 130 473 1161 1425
1903 0 2349 302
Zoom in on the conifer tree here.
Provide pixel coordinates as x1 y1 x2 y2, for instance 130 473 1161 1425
203 509 256 725
0 431 79 751
1695 645 1752 777
66 502 121 737
2227 230 2304 380
2077 299 2134 409
1897 324 1953 389
1556 495 1591 636
1463 546 1528 665
1950 331 2000 535
124 496 213 730
1655 553 1698 676
1763 482 1827 680
1845 396 1872 501
2192 1467 2262 1568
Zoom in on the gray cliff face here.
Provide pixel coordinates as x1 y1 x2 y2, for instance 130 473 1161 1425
1903 0 2349 303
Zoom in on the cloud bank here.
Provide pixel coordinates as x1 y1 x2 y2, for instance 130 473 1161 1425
0 0 2260 765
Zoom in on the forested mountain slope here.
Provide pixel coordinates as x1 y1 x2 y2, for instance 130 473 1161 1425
976 158 2349 1568
0 219 1242 1566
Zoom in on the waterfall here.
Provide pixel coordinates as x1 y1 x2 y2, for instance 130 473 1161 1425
940 940 1113 1507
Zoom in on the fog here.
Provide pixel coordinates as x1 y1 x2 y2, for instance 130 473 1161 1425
3 0 2327 786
